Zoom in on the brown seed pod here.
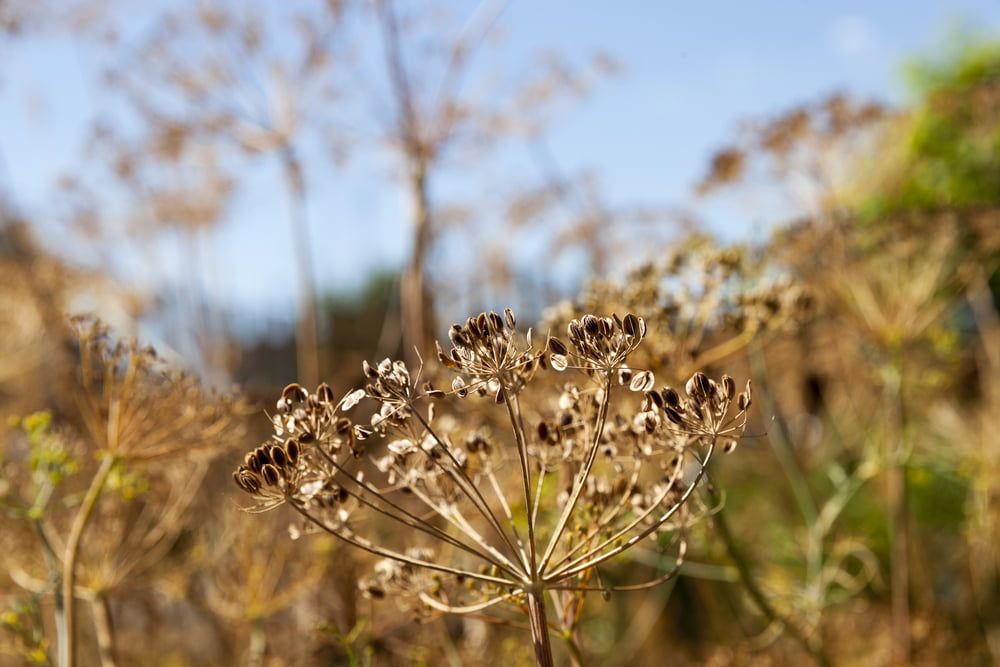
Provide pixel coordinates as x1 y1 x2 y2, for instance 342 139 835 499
661 387 681 408
234 467 262 494
664 407 685 426
283 383 308 403
270 445 287 468
286 439 300 464
316 382 336 404
722 375 736 400
548 336 568 356
245 450 263 473
261 463 281 486
623 312 640 337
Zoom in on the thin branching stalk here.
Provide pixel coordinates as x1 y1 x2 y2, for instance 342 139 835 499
90 594 118 667
247 619 266 667
61 453 115 667
886 349 911 665
713 509 831 667
538 375 613 572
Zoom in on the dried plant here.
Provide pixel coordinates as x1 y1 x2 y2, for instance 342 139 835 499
233 308 750 665
560 234 813 380
194 512 331 667
1 319 250 667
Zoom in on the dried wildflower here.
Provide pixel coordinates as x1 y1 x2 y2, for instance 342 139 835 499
557 236 811 383
234 309 750 666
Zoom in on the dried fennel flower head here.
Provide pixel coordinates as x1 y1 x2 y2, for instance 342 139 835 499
562 237 812 380
233 308 750 651
70 317 250 462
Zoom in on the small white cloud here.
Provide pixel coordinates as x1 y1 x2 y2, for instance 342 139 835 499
829 15 875 56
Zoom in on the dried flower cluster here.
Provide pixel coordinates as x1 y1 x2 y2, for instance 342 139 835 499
559 236 814 380
1 318 250 667
233 308 750 665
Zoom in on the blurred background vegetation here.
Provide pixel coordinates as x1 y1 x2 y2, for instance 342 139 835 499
1 2 999 665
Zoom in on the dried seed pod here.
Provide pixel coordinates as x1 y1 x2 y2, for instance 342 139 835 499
270 445 288 467
286 439 300 464
261 463 281 486
623 312 640 337
550 354 569 372
568 320 582 341
234 467 261 494
548 336 568 356
448 324 465 347
341 389 366 410
664 407 685 425
721 375 736 400
504 307 516 329
537 421 550 442
245 450 263 473
629 370 655 392
694 372 712 397
254 447 272 470
600 317 613 337
661 387 681 408
317 383 336 404
282 383 308 403
643 412 658 433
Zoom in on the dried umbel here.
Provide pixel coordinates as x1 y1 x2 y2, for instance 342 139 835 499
234 309 750 666
561 236 813 382
2 319 251 667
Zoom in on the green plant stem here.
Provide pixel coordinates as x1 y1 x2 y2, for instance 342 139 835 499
61 454 115 667
885 351 911 665
713 510 831 667
562 630 585 667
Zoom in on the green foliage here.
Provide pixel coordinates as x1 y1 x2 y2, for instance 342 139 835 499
862 36 1000 217
12 411 77 487
0 598 50 665
106 459 148 501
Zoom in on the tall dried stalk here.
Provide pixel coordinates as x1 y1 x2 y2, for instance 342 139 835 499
60 453 114 667
281 146 321 388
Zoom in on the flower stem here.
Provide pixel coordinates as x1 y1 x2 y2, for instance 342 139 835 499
713 509 831 667
61 453 115 667
91 593 118 667
527 590 555 667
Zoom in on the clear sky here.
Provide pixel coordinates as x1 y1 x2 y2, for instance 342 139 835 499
2 1 999 332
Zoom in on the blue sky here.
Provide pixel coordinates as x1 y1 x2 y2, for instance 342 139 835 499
2 1 999 332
